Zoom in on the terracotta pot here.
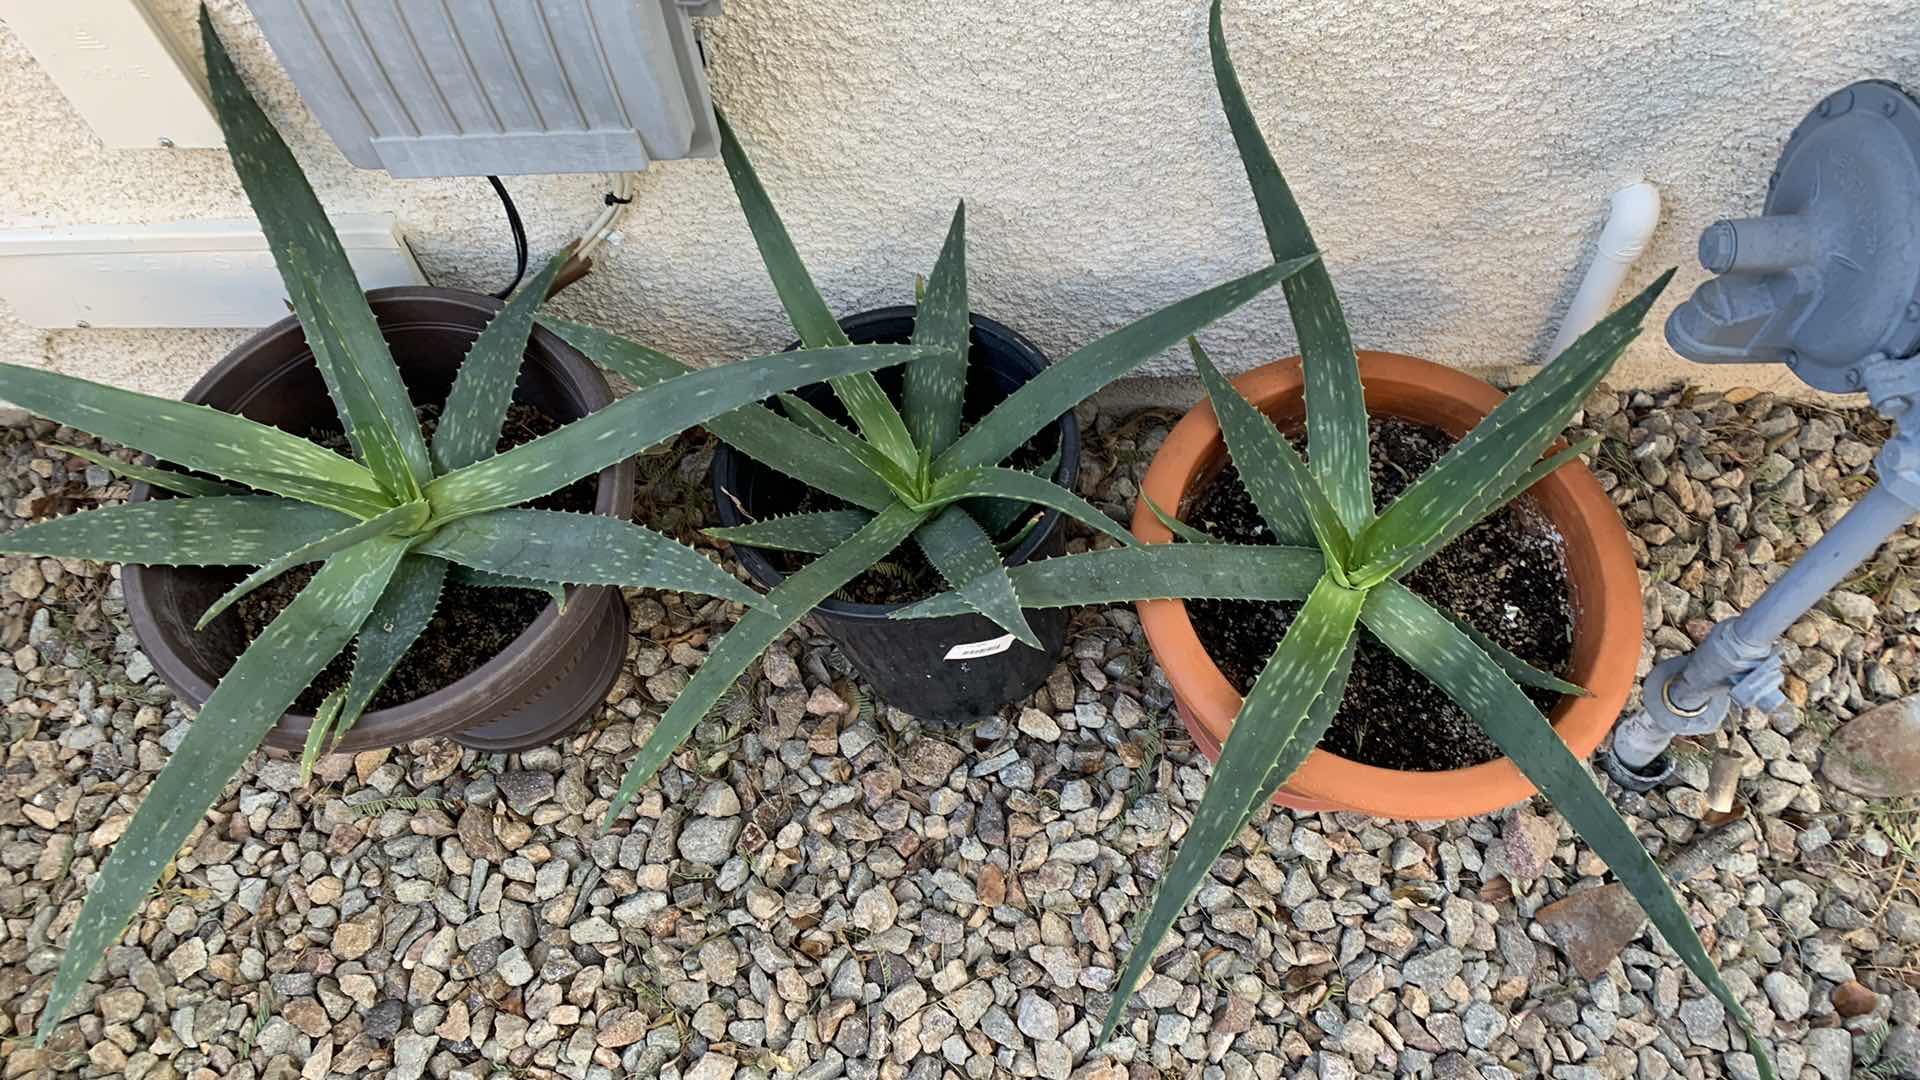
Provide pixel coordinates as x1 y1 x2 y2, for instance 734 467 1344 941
1132 351 1641 820
124 287 638 755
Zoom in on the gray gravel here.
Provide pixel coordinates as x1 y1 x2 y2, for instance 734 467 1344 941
1 385 1917 1079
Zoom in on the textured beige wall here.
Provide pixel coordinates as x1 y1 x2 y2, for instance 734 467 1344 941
2 0 1913 408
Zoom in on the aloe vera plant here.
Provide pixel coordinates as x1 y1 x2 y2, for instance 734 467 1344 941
10 11 932 1045
895 4 1774 1074
550 108 1317 825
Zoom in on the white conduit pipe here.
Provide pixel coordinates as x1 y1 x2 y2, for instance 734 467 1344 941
1543 180 1662 362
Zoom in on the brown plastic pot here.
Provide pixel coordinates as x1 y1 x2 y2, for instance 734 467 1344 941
123 287 638 755
1132 351 1641 820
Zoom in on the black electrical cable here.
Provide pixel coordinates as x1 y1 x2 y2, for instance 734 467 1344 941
487 175 528 300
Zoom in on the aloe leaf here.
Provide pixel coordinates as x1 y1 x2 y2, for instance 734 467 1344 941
427 343 928 519
1099 573 1365 1044
1438 608 1590 698
202 11 432 499
996 513 1045 554
1357 272 1671 573
33 534 407 1045
540 317 894 511
936 254 1318 474
419 509 759 608
47 446 244 498
431 250 570 474
0 496 353 565
706 509 873 555
300 690 346 784
905 202 971 459
926 467 1135 549
1191 338 1338 557
892 543 1322 619
234 472 398 520
913 506 1039 649
0 363 390 516
1359 580 1772 1079
334 555 448 743
964 442 1064 540
244 474 397 520
1252 639 1354 809
447 564 567 609
605 503 927 824
966 498 1039 547
778 393 918 496
716 108 918 471
1208 0 1370 531
1143 494 1220 545
1391 436 1600 580
194 499 429 630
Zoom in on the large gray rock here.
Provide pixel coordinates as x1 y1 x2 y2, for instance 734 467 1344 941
1823 694 1920 798
677 817 743 866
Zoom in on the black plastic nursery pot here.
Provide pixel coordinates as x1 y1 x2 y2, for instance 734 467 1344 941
710 307 1081 725
123 287 639 755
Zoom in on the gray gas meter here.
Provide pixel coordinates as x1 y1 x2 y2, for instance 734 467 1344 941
1663 80 1920 393
245 0 722 178
1605 79 1920 789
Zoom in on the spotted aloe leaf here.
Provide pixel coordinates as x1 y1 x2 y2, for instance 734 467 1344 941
48 446 244 498
34 535 408 1046
432 249 572 473
299 690 347 784
1439 606 1589 698
605 503 928 824
0 496 353 566
334 555 449 744
424 343 931 519
1190 338 1333 555
0 364 390 518
925 467 1136 549
1355 272 1670 577
419 509 760 609
1142 494 1220 545
194 499 429 630
1390 435 1600 579
540 317 894 511
913 506 1038 649
963 443 1063 542
448 565 567 609
1252 641 1354 810
1360 581 1774 1080
777 393 918 496
905 203 971 460
892 543 1322 619
706 510 874 555
717 108 917 473
1208 0 1370 531
935 254 1319 475
1098 574 1364 1044
203 10 431 500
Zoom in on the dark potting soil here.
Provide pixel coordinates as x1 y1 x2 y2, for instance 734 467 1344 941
227 402 597 714
1187 417 1574 771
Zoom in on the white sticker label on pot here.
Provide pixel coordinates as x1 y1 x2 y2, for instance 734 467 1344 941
944 633 1018 661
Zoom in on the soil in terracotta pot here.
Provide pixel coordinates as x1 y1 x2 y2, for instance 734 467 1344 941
1186 417 1574 771
225 402 597 714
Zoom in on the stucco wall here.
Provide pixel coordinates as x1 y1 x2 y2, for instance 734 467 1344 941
2 1 1914 406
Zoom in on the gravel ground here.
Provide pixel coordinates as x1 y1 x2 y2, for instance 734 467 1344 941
0 385 1917 1080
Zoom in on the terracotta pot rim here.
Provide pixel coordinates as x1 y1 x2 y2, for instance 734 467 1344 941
1131 351 1642 821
